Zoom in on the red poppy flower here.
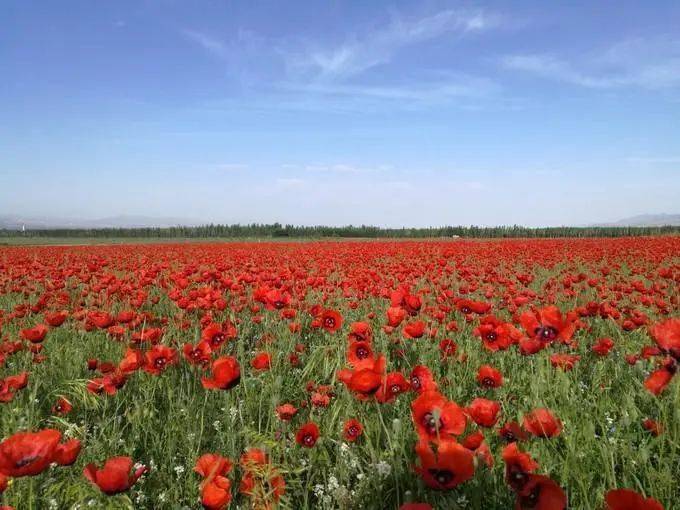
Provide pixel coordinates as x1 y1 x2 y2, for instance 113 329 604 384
502 442 538 491
52 439 82 466
644 365 675 396
202 356 241 390
474 316 522 351
295 422 320 448
348 322 372 342
118 348 144 374
514 474 567 509
275 403 298 421
411 390 466 441
400 504 433 510
520 306 575 344
376 371 410 403
523 409 563 438
347 341 374 369
455 299 492 315
51 397 73 416
592 337 615 356
466 398 501 427
386 306 407 327
201 476 232 510
20 324 48 343
409 365 438 394
251 351 272 371
320 309 343 333
0 429 61 477
88 311 114 329
342 418 364 442
44 310 68 327
642 418 663 436
477 365 503 388
550 353 580 371
143 345 178 375
605 489 664 510
649 318 680 359
499 421 529 443
183 341 212 366
403 320 426 339
194 453 233 480
415 439 475 489
0 372 29 403
338 355 385 399
83 456 147 495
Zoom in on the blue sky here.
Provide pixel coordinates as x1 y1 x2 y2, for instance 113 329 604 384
1 1 679 227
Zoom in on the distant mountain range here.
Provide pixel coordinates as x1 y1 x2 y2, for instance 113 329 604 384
0 214 203 230
589 214 680 227
1 213 678 230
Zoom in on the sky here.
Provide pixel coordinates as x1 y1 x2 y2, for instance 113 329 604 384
1 0 679 227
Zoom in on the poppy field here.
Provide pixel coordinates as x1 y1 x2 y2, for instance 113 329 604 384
0 238 678 510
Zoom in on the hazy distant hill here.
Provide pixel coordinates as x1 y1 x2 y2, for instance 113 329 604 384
0 214 202 230
592 214 680 227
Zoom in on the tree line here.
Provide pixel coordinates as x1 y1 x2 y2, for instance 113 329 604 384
1 223 679 239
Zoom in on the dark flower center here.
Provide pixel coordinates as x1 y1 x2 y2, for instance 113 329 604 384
15 455 40 468
304 434 315 445
356 347 369 358
535 326 558 341
429 469 454 486
461 306 471 314
486 332 497 342
422 412 443 435
154 357 167 368
411 376 421 389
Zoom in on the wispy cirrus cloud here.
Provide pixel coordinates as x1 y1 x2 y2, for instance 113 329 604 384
288 9 499 80
502 37 680 89
182 29 228 58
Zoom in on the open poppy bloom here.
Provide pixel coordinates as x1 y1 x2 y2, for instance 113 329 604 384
411 390 466 441
644 363 675 396
194 452 233 509
502 442 538 491
348 321 372 342
376 371 410 403
295 422 320 447
275 403 298 421
514 474 567 509
409 365 438 394
342 419 364 442
320 309 343 333
415 439 475 489
250 351 272 370
347 341 374 369
477 365 503 388
474 316 521 351
202 356 241 390
0 429 61 477
604 489 664 510
143 344 178 375
649 318 680 360
20 324 48 343
466 398 501 428
523 408 563 438
0 372 29 403
83 456 147 495
520 306 575 344
338 354 386 399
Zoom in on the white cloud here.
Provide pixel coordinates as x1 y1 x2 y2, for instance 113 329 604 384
289 9 498 80
182 30 228 58
502 37 680 89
